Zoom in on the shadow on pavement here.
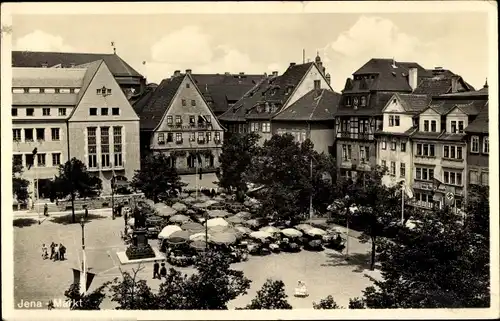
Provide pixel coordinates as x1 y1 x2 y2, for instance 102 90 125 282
50 213 108 225
13 218 39 228
321 251 373 273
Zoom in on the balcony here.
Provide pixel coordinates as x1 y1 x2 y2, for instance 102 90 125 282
166 123 213 131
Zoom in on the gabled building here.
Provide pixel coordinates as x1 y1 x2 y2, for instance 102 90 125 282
133 70 224 174
219 54 333 145
12 60 141 196
12 50 146 100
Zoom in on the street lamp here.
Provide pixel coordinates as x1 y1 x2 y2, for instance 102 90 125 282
111 175 116 220
79 217 87 295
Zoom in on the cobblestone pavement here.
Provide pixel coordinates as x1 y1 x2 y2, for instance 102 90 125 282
13 214 380 310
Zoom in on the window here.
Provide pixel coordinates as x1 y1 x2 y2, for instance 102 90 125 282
205 115 211 123
389 115 394 127
483 137 489 154
113 126 123 167
51 128 60 141
189 116 196 125
24 128 34 141
401 142 406 152
360 96 367 106
481 172 489 186
167 116 173 125
451 121 457 133
52 153 61 166
390 140 396 151
458 121 464 133
345 97 352 106
314 80 321 90
175 116 182 125
262 122 271 133
443 145 463 160
197 132 205 142
89 108 97 116
157 133 166 145
191 100 196 106
359 119 369 133
43 108 51 116
469 170 479 185
45 88 55 94
400 163 406 178
390 161 396 176
13 129 21 141
395 116 400 126
415 192 433 209
112 108 120 116
444 171 463 186
29 88 40 93
182 99 187 106
107 89 112 95
12 88 24 94
415 167 434 181
176 133 182 143
381 140 387 150
87 127 98 168
101 108 109 116
206 132 212 141
100 127 110 167
189 132 195 142
301 131 307 142
342 144 352 161
215 132 221 142
167 133 173 143
12 108 18 116
36 128 45 141
186 83 190 88
429 120 435 132
416 143 435 157
26 154 34 169
423 120 429 132
381 160 387 168
96 88 102 95
58 108 66 116
37 153 46 167
360 146 369 162
471 136 479 153
26 108 34 116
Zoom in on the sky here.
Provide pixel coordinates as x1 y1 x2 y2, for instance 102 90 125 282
11 12 490 91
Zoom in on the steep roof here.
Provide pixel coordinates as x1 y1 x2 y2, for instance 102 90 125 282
465 101 489 134
12 51 143 78
426 97 487 116
336 91 395 116
394 93 432 113
273 89 340 121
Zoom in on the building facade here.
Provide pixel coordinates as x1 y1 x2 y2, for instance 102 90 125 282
12 60 141 197
134 71 224 174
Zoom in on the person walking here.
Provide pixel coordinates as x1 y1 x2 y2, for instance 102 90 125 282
42 244 48 260
43 203 49 217
54 243 60 261
59 243 66 260
49 242 55 260
159 262 167 279
153 261 160 279
84 206 89 219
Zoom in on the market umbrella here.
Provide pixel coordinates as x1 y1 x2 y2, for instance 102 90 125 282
207 209 230 218
206 218 229 228
190 240 207 251
146 216 163 225
224 227 244 239
154 204 177 217
193 202 210 210
127 218 135 227
181 222 204 233
158 225 182 239
211 232 237 245
295 224 314 232
167 230 191 244
305 227 327 237
281 228 303 238
172 202 188 212
250 231 273 241
179 192 190 199
244 219 260 228
226 215 244 224
169 214 190 224
213 196 225 202
260 226 281 234
183 197 197 204
205 200 219 207
143 199 155 207
235 211 252 220
235 226 253 236
208 226 228 234
190 232 212 242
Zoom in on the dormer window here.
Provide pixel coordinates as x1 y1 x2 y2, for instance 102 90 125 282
345 97 352 106
360 96 367 106
265 104 270 113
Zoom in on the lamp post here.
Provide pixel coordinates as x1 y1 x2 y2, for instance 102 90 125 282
80 217 87 295
111 175 116 220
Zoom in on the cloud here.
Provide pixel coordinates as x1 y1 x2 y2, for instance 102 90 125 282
145 26 282 84
14 30 75 52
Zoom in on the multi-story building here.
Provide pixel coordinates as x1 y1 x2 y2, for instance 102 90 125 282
12 60 141 196
133 70 224 174
12 50 146 100
219 54 334 147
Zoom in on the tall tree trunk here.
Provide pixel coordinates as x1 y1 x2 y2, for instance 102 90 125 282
370 236 376 271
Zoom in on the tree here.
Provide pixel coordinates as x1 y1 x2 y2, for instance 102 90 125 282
312 295 341 309
52 158 103 223
311 153 338 214
64 282 110 310
360 187 490 308
109 264 157 310
12 156 30 203
131 153 186 203
348 297 366 309
244 279 292 309
218 132 260 201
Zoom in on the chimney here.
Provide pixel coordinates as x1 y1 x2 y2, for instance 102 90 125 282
451 75 460 93
408 67 418 91
484 78 488 88
325 73 331 85
174 70 181 77
185 69 192 74
272 71 278 77
290 62 296 67
224 72 230 75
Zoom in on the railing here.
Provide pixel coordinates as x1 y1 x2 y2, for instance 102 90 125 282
165 123 213 131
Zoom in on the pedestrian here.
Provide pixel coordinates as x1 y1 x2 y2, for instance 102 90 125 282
153 261 160 279
84 206 89 219
159 262 167 279
49 242 55 260
42 243 48 260
59 243 66 260
54 243 60 261
44 203 49 217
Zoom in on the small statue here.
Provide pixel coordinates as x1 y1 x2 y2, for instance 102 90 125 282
133 206 146 229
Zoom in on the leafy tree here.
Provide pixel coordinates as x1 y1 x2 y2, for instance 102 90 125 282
311 153 338 215
218 132 260 201
131 153 186 203
12 157 30 203
109 264 157 310
64 282 110 310
312 295 341 309
52 158 103 223
244 279 292 310
360 187 490 308
348 297 366 309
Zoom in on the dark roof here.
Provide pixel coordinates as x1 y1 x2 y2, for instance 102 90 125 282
426 98 487 116
394 93 432 113
465 101 489 134
134 75 185 130
376 126 417 137
192 73 264 86
336 92 395 116
413 78 453 95
12 51 143 78
273 89 340 121
439 86 488 98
